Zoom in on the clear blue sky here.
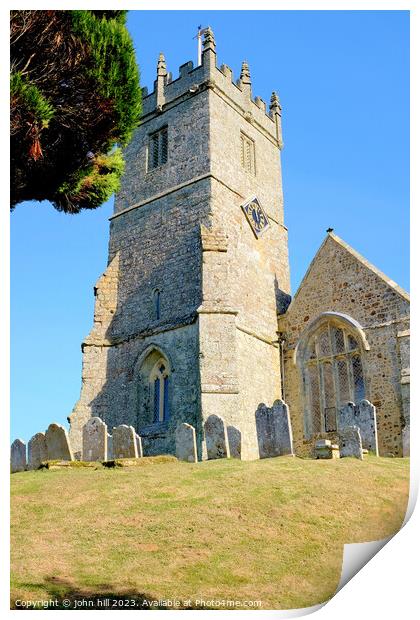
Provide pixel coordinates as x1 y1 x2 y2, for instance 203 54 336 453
10 10 409 442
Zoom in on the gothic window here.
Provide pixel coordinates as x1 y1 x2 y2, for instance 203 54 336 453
240 132 256 175
148 126 168 170
149 359 170 423
302 321 366 434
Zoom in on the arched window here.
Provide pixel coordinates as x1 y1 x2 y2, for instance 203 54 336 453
301 321 366 435
149 359 170 423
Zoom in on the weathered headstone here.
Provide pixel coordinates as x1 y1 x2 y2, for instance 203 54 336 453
355 400 378 455
113 425 138 459
11 439 26 473
82 417 107 462
176 423 198 462
338 400 378 455
227 426 241 459
204 414 230 459
255 399 294 458
314 439 339 459
338 402 356 429
45 423 74 461
135 433 143 458
107 433 113 460
28 432 47 470
338 426 363 459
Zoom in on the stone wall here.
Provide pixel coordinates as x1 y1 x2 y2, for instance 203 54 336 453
397 328 410 456
70 321 201 456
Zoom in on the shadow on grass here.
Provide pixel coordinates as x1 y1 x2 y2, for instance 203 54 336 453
11 575 213 610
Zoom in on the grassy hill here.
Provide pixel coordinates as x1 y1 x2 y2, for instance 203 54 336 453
10 455 409 610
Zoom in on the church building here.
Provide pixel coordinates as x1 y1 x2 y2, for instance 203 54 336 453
69 29 410 459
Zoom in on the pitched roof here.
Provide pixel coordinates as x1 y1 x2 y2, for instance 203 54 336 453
286 232 409 315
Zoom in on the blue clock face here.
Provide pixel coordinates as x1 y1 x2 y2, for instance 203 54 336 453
242 198 270 238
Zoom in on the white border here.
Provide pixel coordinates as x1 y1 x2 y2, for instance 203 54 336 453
3 2 417 619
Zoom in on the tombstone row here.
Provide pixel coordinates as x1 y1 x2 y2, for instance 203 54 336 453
82 420 143 461
12 399 296 471
10 419 145 473
175 400 294 463
11 423 74 473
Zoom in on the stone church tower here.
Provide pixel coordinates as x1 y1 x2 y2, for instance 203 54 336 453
69 29 291 460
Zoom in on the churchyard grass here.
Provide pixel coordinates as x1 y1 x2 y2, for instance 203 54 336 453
11 455 409 610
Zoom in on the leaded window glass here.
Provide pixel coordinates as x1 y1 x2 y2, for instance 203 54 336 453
352 355 365 403
308 365 322 434
318 328 331 357
302 321 366 435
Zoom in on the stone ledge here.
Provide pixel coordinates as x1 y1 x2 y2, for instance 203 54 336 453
82 313 198 349
103 455 178 468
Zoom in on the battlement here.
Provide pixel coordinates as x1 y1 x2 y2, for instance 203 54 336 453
141 28 282 147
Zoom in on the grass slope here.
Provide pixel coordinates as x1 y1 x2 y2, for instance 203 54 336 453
10 455 409 610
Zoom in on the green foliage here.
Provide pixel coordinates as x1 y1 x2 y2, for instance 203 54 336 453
90 10 129 24
57 148 125 211
70 10 142 147
10 72 54 128
10 10 142 213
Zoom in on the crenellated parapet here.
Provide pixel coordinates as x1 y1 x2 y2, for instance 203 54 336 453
141 27 283 148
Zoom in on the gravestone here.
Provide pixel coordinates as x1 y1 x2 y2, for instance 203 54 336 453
338 400 378 455
204 414 230 459
45 423 74 461
175 423 198 462
82 417 108 462
28 432 47 470
338 402 356 429
113 425 138 459
135 433 143 458
338 426 363 459
11 439 26 473
227 426 241 459
107 433 113 460
255 399 294 458
355 400 378 455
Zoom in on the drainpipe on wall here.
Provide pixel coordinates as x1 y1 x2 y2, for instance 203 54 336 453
278 332 287 401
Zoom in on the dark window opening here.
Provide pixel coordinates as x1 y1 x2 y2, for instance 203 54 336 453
149 126 168 170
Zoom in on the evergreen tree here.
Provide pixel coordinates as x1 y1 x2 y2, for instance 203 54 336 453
10 10 142 213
